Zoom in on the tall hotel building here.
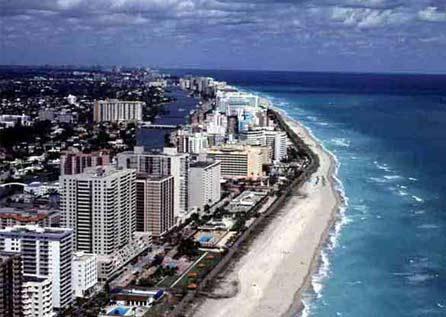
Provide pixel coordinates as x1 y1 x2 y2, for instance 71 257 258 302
60 149 110 175
0 226 73 310
136 175 174 236
206 145 270 179
189 161 221 212
93 99 144 123
0 252 22 317
59 166 136 255
117 147 189 220
240 128 287 162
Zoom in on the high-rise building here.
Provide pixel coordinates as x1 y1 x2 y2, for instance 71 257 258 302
136 175 174 236
0 226 73 309
59 166 136 255
93 99 144 122
60 149 111 175
117 147 189 220
22 276 53 317
0 252 22 317
174 130 209 154
189 161 221 212
240 128 287 162
206 145 270 179
72 252 97 298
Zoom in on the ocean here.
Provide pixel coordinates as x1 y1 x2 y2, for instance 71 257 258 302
169 69 446 316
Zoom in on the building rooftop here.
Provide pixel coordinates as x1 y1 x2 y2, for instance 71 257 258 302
190 160 219 168
136 174 173 182
0 225 72 239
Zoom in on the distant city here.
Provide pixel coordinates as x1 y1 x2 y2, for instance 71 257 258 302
0 66 312 316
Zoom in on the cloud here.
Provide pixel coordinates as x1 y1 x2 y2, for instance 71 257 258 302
1 0 446 72
418 6 446 22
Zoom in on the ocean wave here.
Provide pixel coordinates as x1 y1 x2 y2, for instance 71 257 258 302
412 195 424 203
409 177 418 181
311 250 330 298
417 224 440 230
384 175 402 180
373 160 392 172
368 176 388 183
330 138 350 148
398 190 408 196
406 273 434 283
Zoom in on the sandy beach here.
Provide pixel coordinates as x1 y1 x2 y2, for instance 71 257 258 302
192 112 343 317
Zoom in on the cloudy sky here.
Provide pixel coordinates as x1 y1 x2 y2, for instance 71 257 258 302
1 0 446 73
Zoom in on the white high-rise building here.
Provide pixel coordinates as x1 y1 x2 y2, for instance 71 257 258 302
22 276 53 317
116 147 189 220
189 161 221 212
72 252 97 298
240 128 287 162
93 99 144 122
0 225 73 309
189 132 209 154
59 166 136 255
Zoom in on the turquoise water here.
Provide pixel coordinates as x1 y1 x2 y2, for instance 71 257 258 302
171 70 446 316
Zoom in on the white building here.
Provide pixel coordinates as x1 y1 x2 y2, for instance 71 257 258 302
216 91 259 115
93 99 144 123
0 114 32 128
72 252 97 298
189 133 209 154
59 166 136 255
117 147 189 220
240 128 287 162
0 225 73 309
22 276 53 317
189 161 221 212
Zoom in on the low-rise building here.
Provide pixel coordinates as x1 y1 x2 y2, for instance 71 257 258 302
0 207 60 229
72 252 97 298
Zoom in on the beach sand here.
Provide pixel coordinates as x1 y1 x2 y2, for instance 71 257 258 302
192 113 342 317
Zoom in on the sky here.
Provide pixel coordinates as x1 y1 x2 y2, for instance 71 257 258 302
1 0 446 73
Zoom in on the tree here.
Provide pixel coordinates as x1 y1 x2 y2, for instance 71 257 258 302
177 238 200 258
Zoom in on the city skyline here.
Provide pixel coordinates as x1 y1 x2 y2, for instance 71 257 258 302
1 1 446 73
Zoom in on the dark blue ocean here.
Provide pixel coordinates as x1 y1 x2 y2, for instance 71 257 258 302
169 69 446 316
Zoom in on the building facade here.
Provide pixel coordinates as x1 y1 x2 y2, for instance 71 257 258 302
22 276 53 317
189 161 221 212
136 175 174 236
240 128 287 162
60 149 110 175
0 208 60 229
117 147 189 220
93 99 144 122
72 252 97 298
0 226 73 309
0 252 22 317
206 145 270 179
59 166 136 255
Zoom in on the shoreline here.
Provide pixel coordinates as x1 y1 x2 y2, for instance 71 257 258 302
191 106 345 317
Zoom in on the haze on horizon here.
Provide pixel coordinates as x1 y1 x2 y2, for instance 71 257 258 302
1 0 446 74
